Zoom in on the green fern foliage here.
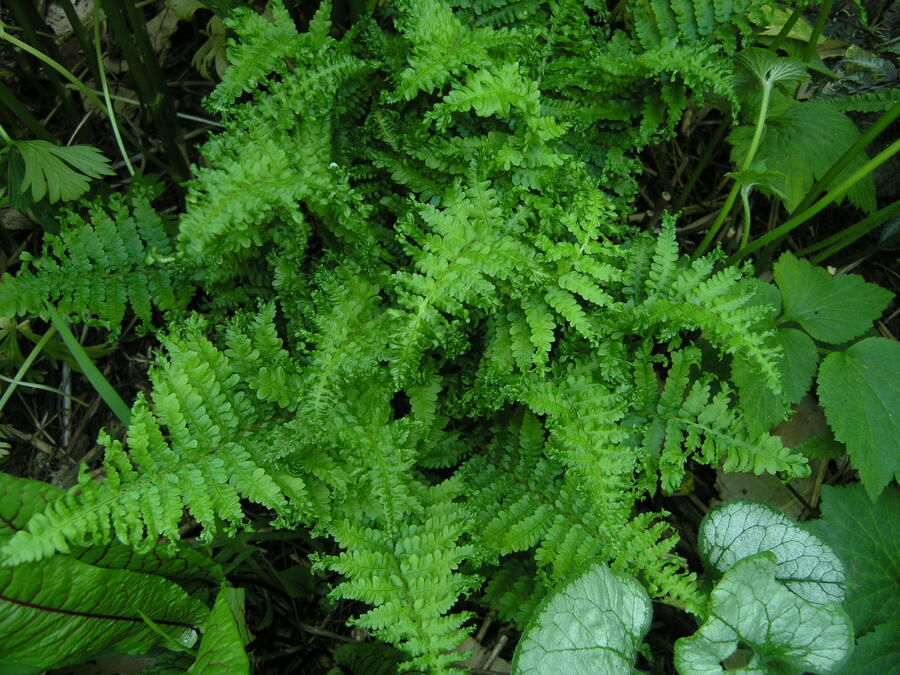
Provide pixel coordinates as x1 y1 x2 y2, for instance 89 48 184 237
0 180 189 335
318 480 478 673
1 0 818 667
461 410 705 614
0 323 289 564
390 0 511 102
206 0 300 113
627 0 773 52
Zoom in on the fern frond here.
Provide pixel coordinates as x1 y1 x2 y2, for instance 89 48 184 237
425 62 541 131
640 346 701 481
320 480 477 673
524 371 633 517
333 408 421 533
388 179 534 385
627 0 771 51
627 227 783 394
654 378 809 491
605 512 703 614
453 0 545 28
647 217 681 296
479 558 548 629
222 303 305 410
0 326 289 564
520 295 556 370
206 0 300 113
812 87 900 112
0 181 189 336
391 0 509 102
460 411 703 612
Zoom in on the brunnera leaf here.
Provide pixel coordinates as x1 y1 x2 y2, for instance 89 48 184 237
699 499 845 605
675 553 853 675
511 561 652 674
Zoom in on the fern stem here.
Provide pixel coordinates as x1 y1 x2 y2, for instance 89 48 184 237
802 0 834 64
768 1 809 54
0 325 57 415
45 303 132 426
805 199 900 264
94 8 134 176
729 137 900 264
672 116 729 212
793 101 900 214
695 81 773 257
0 19 105 114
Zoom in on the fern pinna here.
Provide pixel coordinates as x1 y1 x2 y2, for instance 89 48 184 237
1 0 803 671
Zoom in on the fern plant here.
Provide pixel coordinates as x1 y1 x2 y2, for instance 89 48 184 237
5 0 890 672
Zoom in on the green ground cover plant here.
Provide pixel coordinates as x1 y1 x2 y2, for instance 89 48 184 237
0 0 897 673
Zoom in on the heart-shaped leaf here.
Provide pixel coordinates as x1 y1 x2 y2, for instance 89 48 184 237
0 474 209 672
699 499 845 605
675 553 853 675
512 562 651 674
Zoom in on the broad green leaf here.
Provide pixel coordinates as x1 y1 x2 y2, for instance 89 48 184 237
511 561 651 674
734 48 808 89
726 165 789 201
775 328 818 403
0 473 210 671
699 500 845 605
0 472 61 534
759 9 821 43
73 536 223 583
14 140 114 204
728 102 875 214
817 338 900 498
805 484 900 635
730 164 790 208
839 621 900 675
774 252 893 344
674 553 853 675
0 554 208 671
188 587 250 674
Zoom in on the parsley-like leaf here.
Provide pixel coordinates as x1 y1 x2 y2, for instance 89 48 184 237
14 140 115 204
